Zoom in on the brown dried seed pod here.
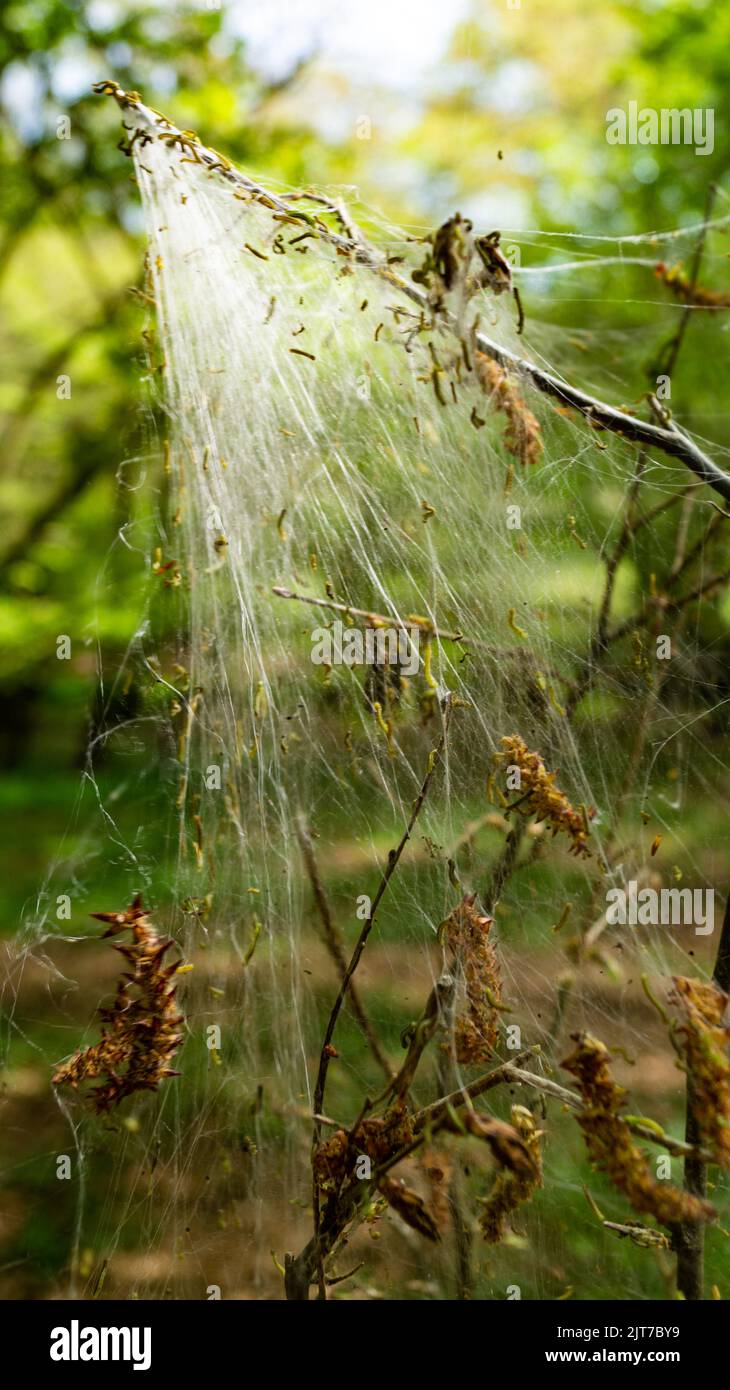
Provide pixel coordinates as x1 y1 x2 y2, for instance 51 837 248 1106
439 894 501 1066
562 1032 715 1226
474 352 543 467
462 1111 539 1180
52 896 184 1112
418 1147 452 1234
495 734 593 856
312 1129 349 1193
313 1102 415 1193
442 1107 539 1182
378 1176 441 1242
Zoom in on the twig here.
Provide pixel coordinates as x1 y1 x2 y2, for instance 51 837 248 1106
565 453 648 717
503 1065 714 1162
669 492 695 581
656 183 718 381
312 697 454 1137
565 472 725 718
413 1048 538 1131
285 705 454 1299
436 983 474 1298
273 585 466 645
598 456 648 646
288 1048 534 1297
482 821 525 914
295 817 393 1082
389 975 455 1104
609 563 730 647
325 1261 364 1287
665 510 725 589
274 586 565 686
312 1112 345 1129
566 529 729 721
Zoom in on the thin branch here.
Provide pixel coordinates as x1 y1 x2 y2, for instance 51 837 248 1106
566 522 729 718
565 467 705 717
436 983 474 1299
609 564 730 647
413 1048 538 1131
665 510 725 590
325 1261 364 1287
95 85 730 502
502 1065 714 1162
273 585 467 645
295 816 393 1082
482 821 525 914
566 187 729 721
596 454 648 651
389 975 455 1104
274 585 565 684
656 182 718 381
568 454 656 713
290 700 454 1298
312 696 454 1138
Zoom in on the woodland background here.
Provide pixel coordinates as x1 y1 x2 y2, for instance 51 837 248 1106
1 0 730 1299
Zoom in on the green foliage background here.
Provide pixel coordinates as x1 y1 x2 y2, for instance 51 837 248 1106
1 0 729 1299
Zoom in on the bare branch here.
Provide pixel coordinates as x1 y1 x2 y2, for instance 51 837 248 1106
95 85 730 502
295 817 393 1082
312 696 455 1134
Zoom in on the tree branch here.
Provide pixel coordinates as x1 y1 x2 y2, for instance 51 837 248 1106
311 696 454 1137
95 85 730 503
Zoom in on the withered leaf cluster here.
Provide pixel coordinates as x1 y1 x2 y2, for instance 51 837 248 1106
439 893 501 1065
312 1092 539 1253
52 896 184 1112
412 212 474 308
474 352 543 468
313 1103 415 1194
377 1176 441 1243
478 1104 543 1244
562 1032 714 1226
418 1147 452 1234
409 215 541 466
496 734 592 856
654 261 730 310
441 1108 539 1182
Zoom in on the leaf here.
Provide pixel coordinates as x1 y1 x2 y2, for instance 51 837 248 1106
378 1176 441 1242
452 1111 539 1180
